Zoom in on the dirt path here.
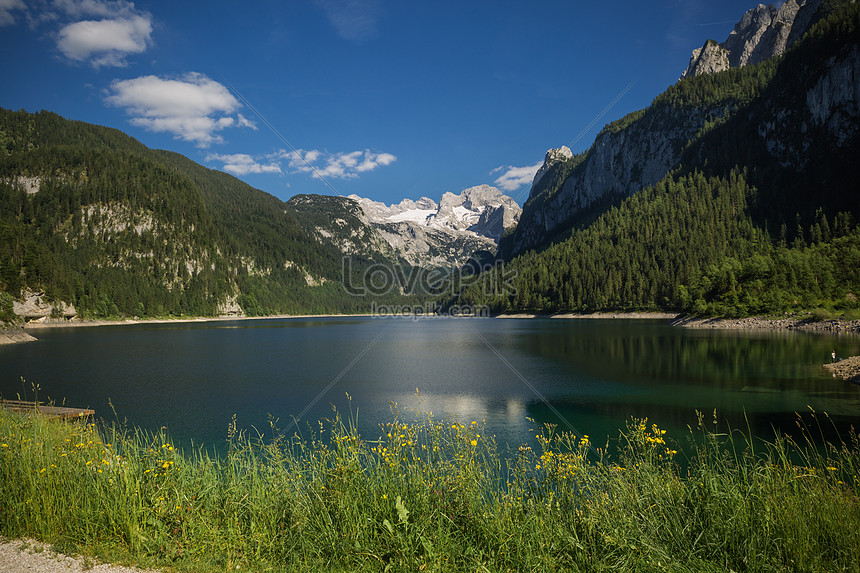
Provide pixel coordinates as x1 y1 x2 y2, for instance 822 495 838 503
0 539 160 573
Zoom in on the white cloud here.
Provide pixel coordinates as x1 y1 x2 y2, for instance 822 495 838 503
314 0 382 43
206 147 397 180
57 14 151 67
52 0 138 19
206 153 282 176
4 0 154 65
281 148 396 179
493 162 543 192
0 0 26 26
105 73 253 146
356 151 396 172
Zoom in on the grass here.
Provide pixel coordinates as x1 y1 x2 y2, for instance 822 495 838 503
0 405 859 572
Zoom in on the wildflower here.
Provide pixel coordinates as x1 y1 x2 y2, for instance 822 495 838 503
470 439 477 446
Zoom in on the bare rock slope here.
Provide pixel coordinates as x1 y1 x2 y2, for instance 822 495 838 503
348 185 521 267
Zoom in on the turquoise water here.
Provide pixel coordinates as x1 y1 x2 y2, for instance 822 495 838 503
1 317 858 452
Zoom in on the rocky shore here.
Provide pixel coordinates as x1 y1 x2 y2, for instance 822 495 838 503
496 312 679 320
824 356 860 383
0 326 37 345
671 315 860 334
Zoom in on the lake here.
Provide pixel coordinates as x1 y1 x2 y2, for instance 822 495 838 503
1 317 859 453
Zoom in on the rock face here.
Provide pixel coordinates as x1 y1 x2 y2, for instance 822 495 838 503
531 146 573 188
760 44 860 165
684 40 731 77
506 0 857 259
506 103 728 255
0 327 37 345
216 294 244 317
13 290 77 322
349 185 522 267
682 0 823 77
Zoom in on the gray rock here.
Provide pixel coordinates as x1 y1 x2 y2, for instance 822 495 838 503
349 185 522 267
684 40 730 77
759 45 860 165
531 146 573 189
13 290 77 320
511 104 723 254
682 0 823 78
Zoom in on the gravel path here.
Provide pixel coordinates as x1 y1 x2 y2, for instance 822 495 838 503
0 539 160 573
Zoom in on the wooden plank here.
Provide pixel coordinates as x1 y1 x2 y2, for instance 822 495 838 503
36 405 95 420
1 399 94 420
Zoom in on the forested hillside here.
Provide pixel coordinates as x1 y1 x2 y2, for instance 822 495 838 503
458 2 860 318
0 109 419 319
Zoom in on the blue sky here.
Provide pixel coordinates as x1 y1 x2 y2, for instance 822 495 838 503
1 0 761 206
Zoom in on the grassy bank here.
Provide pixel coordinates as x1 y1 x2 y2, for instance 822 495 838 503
1 407 858 572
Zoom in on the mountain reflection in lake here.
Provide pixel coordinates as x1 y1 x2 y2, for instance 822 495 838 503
1 317 858 453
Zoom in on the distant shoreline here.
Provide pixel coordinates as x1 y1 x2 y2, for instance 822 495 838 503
496 312 679 320
671 315 860 334
3 311 859 346
20 313 370 330
496 312 860 333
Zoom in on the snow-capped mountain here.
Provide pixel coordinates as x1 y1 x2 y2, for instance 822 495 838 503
348 185 521 267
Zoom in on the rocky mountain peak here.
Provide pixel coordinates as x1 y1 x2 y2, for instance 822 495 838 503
348 185 522 267
531 146 573 189
684 39 731 77
682 0 823 77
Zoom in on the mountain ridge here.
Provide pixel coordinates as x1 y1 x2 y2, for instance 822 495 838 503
502 0 858 260
346 184 521 267
0 108 424 319
459 1 859 318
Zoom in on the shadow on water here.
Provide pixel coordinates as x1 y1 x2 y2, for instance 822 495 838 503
513 319 860 450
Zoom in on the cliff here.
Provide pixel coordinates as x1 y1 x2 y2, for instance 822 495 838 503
504 0 858 258
682 0 824 78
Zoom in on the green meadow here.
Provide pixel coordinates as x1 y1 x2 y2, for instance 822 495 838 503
1 405 858 572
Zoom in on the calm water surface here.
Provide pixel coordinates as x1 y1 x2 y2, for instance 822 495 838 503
1 317 858 452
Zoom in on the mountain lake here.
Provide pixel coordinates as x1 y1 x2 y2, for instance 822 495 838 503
2 317 859 455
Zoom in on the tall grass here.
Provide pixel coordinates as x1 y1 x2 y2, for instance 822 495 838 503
0 404 858 572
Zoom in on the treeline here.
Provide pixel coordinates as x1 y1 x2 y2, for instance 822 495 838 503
457 171 859 316
467 2 860 318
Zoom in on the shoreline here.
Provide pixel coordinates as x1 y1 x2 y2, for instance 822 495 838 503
20 313 371 330
3 311 859 346
496 312 679 320
0 326 38 345
823 356 860 383
671 315 860 334
0 314 371 345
